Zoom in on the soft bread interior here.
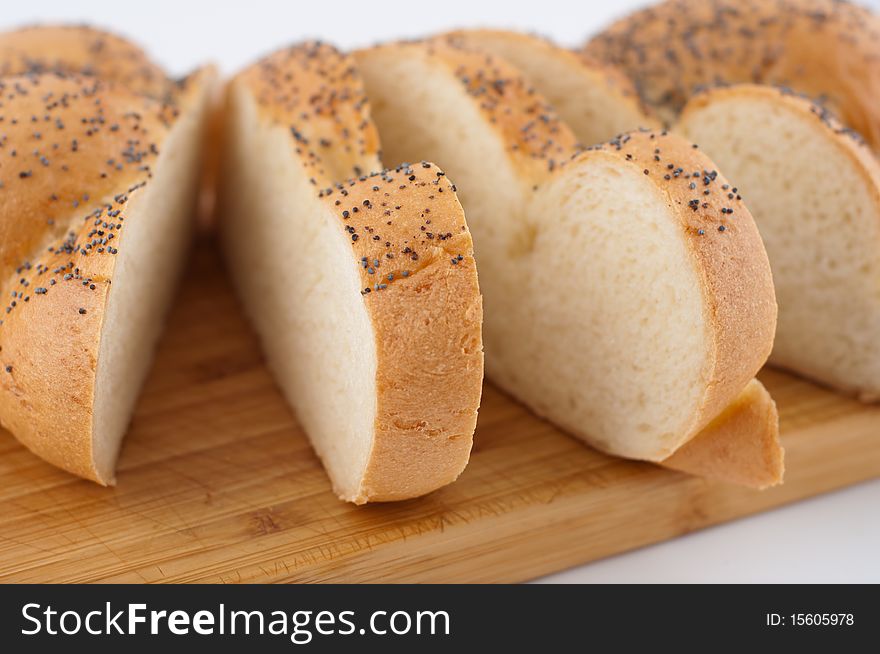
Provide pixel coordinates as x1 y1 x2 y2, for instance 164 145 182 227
219 81 378 500
679 88 880 400
92 75 213 482
526 160 708 458
449 31 655 145
357 49 714 461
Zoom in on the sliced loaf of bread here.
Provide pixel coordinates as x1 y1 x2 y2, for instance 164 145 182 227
0 27 214 483
679 85 880 399
216 43 483 503
355 39 783 487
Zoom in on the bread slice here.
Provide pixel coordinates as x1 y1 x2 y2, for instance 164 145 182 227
0 67 213 483
216 43 483 503
446 30 657 145
585 0 880 151
355 40 782 484
679 84 880 400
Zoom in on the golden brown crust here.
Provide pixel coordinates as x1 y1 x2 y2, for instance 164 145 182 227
445 29 657 126
0 24 222 230
354 39 579 185
580 130 777 444
233 42 483 502
0 25 170 98
235 42 381 186
0 73 175 481
663 379 783 488
344 170 482 502
418 38 580 183
585 0 880 150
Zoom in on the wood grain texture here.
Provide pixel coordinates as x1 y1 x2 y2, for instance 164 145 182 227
1 237 878 583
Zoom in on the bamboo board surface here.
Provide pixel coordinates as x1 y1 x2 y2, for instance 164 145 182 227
1 237 878 583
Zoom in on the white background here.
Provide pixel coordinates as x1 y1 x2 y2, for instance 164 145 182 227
5 0 878 583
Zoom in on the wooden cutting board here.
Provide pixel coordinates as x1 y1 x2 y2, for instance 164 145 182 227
1 237 878 583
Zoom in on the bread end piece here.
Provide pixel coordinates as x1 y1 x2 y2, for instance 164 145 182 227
662 379 783 489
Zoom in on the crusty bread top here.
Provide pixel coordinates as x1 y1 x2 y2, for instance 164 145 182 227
417 38 580 183
235 41 380 185
446 29 655 127
0 25 169 98
578 129 777 438
0 74 173 309
447 29 644 101
0 25 205 289
233 42 476 295
586 0 880 150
